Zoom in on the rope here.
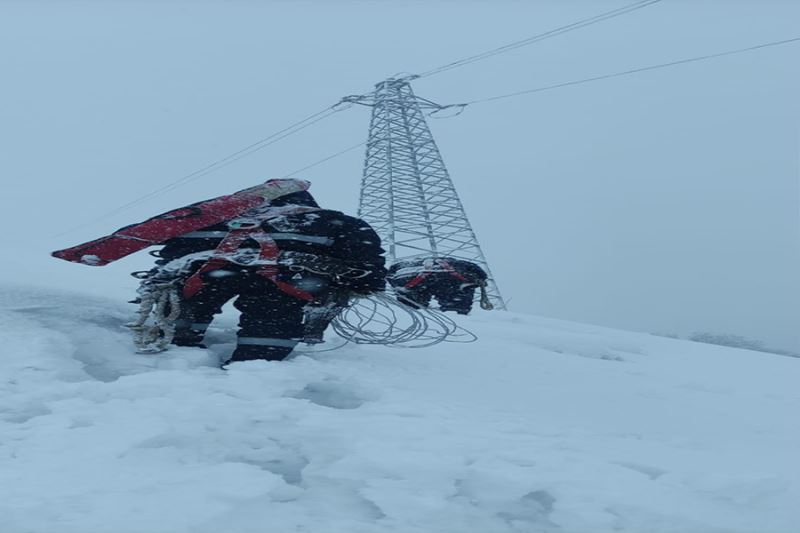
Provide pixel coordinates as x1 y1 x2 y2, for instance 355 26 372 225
478 282 494 311
413 0 662 80
445 36 800 110
126 281 182 353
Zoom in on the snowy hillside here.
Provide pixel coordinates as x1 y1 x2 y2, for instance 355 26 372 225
2 284 798 533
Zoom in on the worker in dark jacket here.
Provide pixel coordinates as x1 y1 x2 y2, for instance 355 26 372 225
150 180 386 364
387 257 487 315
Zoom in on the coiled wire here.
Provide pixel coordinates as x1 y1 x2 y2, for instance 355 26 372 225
331 291 477 348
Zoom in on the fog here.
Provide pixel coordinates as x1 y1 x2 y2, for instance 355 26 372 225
1 0 797 352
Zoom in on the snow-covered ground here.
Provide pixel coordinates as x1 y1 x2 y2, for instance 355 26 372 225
2 284 798 533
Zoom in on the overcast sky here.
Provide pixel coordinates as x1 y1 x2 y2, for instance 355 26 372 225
1 0 798 352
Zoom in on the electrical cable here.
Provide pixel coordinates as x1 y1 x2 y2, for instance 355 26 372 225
283 140 368 178
414 0 662 80
436 36 800 111
56 102 352 236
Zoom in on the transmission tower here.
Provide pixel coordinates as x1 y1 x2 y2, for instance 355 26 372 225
344 78 506 310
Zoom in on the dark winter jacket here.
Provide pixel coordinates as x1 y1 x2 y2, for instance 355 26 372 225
157 194 386 294
388 257 487 287
386 257 486 314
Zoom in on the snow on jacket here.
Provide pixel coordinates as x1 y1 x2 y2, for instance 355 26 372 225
388 257 486 286
157 208 387 294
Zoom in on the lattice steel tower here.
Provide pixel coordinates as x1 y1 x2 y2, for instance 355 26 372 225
344 78 506 309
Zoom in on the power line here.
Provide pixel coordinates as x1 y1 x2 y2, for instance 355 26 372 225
54 0 663 237
286 36 800 179
55 4 796 239
444 36 800 109
414 0 662 80
284 140 367 178
56 102 352 236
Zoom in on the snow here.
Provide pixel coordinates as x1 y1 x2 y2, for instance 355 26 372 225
2 284 799 533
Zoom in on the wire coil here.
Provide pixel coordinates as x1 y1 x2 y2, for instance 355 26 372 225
331 291 477 348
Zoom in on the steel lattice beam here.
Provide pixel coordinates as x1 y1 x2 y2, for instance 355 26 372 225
348 78 506 310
